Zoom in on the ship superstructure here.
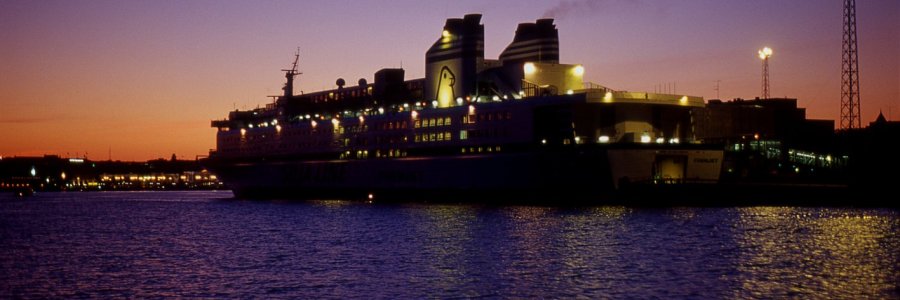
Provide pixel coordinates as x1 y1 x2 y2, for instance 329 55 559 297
208 14 723 201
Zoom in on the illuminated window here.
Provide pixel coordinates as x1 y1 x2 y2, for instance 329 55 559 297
429 119 436 127
437 118 444 126
459 130 468 140
437 133 444 141
429 133 436 141
415 120 421 128
444 117 452 125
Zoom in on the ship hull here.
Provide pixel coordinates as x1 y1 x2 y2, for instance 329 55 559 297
207 145 724 204
209 148 611 203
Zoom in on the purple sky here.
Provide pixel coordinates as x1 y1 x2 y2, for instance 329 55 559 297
1 0 897 160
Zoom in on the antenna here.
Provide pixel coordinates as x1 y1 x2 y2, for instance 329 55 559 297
714 80 721 99
841 0 861 129
283 47 300 74
282 48 302 97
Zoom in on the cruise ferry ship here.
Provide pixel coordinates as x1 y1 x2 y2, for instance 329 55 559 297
207 14 723 202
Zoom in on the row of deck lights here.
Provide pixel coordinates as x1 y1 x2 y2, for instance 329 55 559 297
238 103 682 147
240 87 569 133
639 134 680 144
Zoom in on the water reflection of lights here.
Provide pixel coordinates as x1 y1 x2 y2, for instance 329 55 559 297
732 207 897 299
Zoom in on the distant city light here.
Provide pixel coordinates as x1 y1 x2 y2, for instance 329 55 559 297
656 137 665 144
566 89 574 95
30 167 36 177
442 30 451 38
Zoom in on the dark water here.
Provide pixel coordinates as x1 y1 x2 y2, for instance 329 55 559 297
1 191 897 298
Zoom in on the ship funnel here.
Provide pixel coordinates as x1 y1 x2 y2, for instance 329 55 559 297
499 19 559 64
425 14 484 108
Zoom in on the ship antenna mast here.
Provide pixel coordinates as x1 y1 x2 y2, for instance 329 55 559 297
282 48 302 97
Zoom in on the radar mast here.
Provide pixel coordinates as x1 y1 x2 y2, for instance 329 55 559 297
282 48 301 97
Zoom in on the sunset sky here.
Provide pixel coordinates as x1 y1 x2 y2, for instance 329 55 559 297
2 0 897 161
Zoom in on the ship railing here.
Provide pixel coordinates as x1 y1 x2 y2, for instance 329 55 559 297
582 82 616 92
521 80 559 97
522 80 539 98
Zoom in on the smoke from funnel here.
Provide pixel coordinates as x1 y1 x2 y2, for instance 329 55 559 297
542 0 605 20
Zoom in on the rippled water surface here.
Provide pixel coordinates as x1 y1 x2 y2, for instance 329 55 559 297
1 191 898 298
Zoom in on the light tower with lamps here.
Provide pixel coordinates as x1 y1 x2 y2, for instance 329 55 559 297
758 47 773 99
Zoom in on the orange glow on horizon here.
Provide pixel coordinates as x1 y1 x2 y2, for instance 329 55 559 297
1 1 897 161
